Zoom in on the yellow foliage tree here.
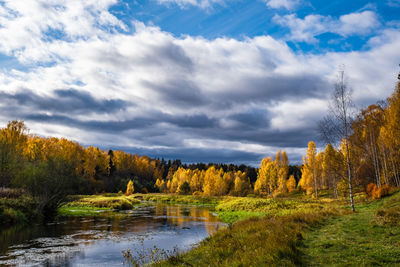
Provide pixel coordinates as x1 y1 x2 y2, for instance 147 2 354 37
126 180 134 195
286 175 296 192
254 157 273 195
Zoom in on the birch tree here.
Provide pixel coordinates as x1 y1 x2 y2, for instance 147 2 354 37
319 69 356 211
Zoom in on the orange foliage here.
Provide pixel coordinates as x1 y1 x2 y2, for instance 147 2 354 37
366 183 391 199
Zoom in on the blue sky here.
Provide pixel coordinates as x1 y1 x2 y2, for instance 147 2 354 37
112 0 398 51
0 0 399 166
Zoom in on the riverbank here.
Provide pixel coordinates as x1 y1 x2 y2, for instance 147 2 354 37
152 191 400 266
58 194 142 216
0 192 37 227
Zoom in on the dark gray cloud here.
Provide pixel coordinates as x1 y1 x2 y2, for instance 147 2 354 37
0 89 128 114
228 109 271 129
214 73 331 104
20 112 217 133
144 79 207 108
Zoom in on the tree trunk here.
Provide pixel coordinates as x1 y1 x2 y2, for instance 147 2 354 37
345 141 355 212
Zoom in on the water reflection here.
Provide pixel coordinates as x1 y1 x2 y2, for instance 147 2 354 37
0 204 224 266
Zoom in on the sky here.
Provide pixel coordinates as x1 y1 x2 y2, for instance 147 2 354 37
0 0 399 166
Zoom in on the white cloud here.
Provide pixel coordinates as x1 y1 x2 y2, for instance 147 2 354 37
273 11 380 43
0 1 398 164
265 0 300 10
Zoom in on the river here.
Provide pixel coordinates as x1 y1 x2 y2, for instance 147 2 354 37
0 204 225 266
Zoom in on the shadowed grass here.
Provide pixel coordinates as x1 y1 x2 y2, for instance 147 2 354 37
0 196 37 226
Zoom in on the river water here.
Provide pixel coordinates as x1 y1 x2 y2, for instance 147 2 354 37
0 204 224 266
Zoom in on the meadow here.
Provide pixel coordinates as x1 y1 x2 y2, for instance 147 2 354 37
121 191 400 266
2 189 399 266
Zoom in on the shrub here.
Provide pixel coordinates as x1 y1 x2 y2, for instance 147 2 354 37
0 187 25 198
366 183 377 198
366 183 390 199
178 182 191 195
141 188 149 194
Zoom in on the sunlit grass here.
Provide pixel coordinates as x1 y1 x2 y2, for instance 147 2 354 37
57 205 113 216
136 193 222 206
156 209 341 267
62 194 141 210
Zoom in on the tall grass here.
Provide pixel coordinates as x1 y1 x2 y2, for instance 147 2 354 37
156 209 340 267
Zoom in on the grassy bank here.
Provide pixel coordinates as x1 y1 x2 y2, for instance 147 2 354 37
214 196 343 224
155 209 342 266
121 195 346 266
300 191 400 266
137 193 222 206
58 194 142 216
0 196 37 226
135 193 400 266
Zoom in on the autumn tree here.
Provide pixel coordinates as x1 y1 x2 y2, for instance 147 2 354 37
277 151 289 193
322 144 343 197
232 171 251 196
254 157 273 195
0 121 28 187
286 175 297 192
319 70 355 211
299 141 318 196
126 180 134 195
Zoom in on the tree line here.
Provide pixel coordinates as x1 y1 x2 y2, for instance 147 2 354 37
297 74 400 202
0 122 259 216
1 72 399 215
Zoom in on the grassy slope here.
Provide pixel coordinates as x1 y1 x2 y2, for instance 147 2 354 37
155 196 346 267
300 191 400 266
155 192 400 266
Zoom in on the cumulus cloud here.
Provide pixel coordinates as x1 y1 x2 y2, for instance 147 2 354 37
265 0 300 10
273 11 380 43
0 1 398 165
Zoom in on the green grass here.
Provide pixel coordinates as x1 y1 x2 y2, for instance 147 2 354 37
61 194 141 211
300 191 400 266
137 193 222 206
57 205 114 216
156 209 341 267
215 210 266 224
214 196 343 224
123 194 344 266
